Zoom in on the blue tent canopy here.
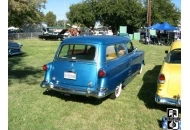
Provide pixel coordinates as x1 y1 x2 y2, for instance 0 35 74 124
147 23 161 30
153 22 178 30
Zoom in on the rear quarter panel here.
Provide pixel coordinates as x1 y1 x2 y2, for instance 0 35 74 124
97 46 144 94
156 62 181 98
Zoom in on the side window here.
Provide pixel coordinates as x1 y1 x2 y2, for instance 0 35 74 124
126 42 134 53
106 45 117 61
116 43 127 57
166 49 181 64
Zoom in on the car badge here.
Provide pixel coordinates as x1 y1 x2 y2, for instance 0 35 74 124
70 63 75 72
88 82 92 86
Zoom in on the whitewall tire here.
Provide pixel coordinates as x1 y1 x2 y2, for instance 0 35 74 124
138 63 143 74
110 83 122 99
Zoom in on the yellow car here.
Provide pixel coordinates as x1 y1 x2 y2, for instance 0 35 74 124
155 40 181 107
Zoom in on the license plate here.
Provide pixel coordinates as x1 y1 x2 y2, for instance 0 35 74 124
64 72 76 80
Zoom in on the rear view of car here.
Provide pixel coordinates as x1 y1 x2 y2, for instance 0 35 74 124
40 36 144 100
8 41 23 56
155 40 181 107
40 41 105 98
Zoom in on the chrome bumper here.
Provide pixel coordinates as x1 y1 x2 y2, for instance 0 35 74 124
155 94 181 107
40 81 108 99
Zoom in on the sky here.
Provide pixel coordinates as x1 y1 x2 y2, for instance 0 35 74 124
41 0 181 21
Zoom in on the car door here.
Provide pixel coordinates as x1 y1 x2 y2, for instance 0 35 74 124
116 43 134 85
105 43 132 90
126 41 139 77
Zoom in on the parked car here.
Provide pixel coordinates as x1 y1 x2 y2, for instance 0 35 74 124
40 36 145 99
8 40 23 56
38 29 68 41
155 40 181 106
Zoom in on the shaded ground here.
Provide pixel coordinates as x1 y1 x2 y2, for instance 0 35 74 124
43 89 109 105
8 53 43 86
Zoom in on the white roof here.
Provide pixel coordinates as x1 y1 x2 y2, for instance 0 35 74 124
8 26 19 30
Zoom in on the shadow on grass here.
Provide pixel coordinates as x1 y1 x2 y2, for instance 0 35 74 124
137 65 181 112
8 53 43 86
43 90 109 105
157 119 163 128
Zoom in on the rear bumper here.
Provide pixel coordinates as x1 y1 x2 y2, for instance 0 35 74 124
40 80 108 99
155 94 181 107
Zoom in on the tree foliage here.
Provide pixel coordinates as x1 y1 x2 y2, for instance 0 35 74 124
150 0 180 26
94 0 145 33
8 0 46 27
44 11 56 26
66 0 180 33
66 2 96 28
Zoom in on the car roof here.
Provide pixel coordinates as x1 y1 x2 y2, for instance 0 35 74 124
62 35 131 45
170 40 181 51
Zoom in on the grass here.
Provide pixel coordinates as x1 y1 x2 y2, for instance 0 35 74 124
8 39 179 130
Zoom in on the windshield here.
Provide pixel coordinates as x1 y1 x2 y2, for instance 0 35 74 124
57 44 96 61
166 49 181 64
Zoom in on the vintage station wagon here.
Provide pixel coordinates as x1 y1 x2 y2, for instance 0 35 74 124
41 36 144 99
155 40 181 106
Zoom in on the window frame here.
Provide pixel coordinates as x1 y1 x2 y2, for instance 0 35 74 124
56 44 96 61
126 42 135 54
165 48 181 64
115 43 128 57
106 44 118 61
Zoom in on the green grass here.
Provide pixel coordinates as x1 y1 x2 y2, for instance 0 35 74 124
9 39 179 130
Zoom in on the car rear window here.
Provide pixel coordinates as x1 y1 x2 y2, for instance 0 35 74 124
167 49 181 64
57 44 96 61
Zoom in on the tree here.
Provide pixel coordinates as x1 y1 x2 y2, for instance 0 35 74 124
66 2 96 28
66 0 181 33
44 11 57 26
151 0 180 26
8 0 47 27
87 0 145 33
141 0 181 26
66 0 145 33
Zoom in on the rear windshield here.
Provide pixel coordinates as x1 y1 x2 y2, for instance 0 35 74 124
57 44 96 61
166 49 181 64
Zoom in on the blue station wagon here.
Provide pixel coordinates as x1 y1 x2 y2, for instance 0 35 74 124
41 36 144 99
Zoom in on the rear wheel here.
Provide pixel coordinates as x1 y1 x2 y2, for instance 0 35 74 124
110 83 122 99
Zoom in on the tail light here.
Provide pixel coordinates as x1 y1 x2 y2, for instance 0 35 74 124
98 69 106 78
42 64 48 71
158 74 165 84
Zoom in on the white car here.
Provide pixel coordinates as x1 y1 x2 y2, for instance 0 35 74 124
8 41 23 56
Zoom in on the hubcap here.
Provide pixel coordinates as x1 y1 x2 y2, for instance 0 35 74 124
115 83 122 97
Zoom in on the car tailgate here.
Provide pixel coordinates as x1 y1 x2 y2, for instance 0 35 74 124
52 60 97 88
